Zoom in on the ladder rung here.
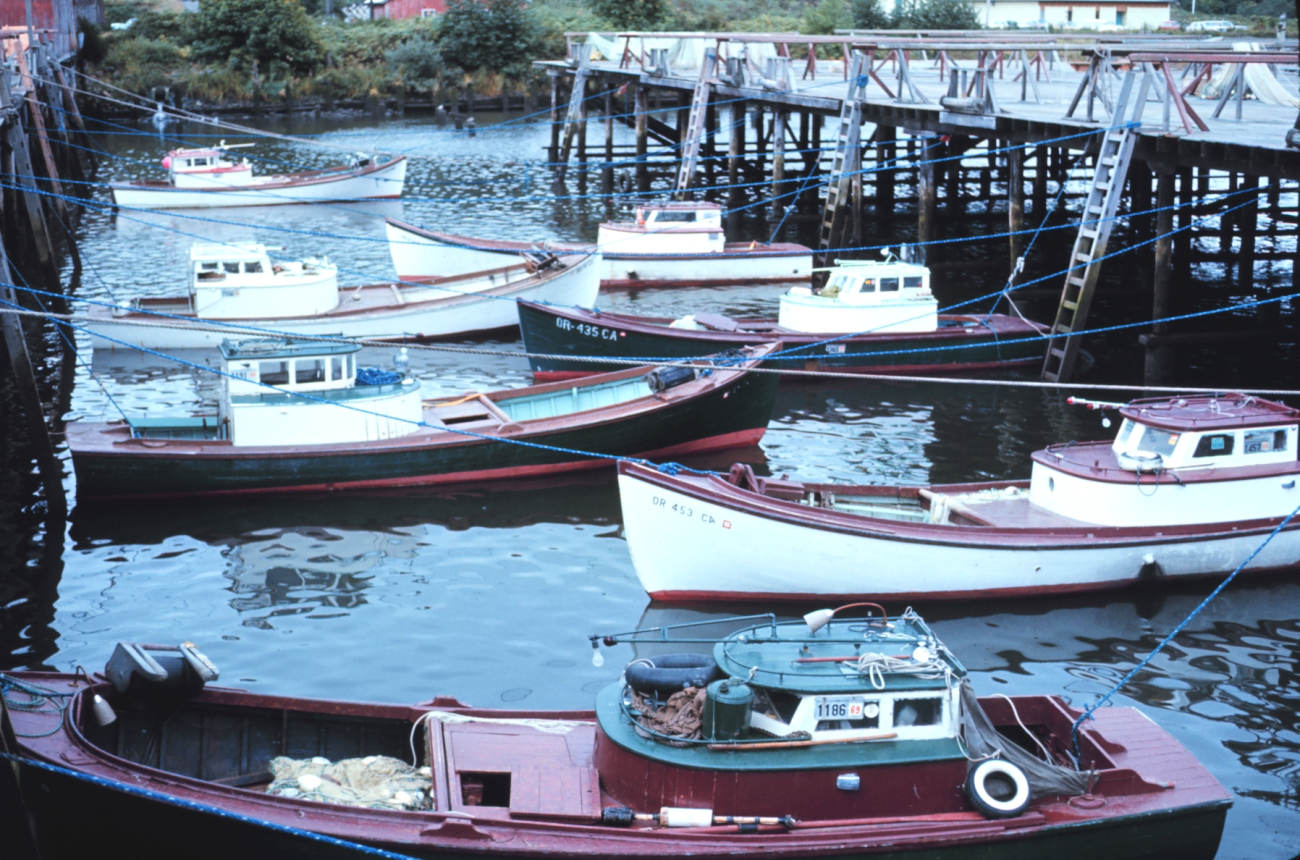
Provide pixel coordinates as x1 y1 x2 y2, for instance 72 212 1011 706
1067 276 1086 288
1062 300 1078 311
1049 347 1067 357
1079 229 1099 239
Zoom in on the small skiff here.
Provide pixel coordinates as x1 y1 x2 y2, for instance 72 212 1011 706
85 241 602 350
67 336 780 499
386 201 812 287
3 608 1229 859
618 393 1300 601
110 145 407 209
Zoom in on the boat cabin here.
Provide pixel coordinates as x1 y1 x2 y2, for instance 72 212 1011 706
188 243 339 320
1028 394 1300 527
779 258 937 334
163 145 255 188
593 606 980 819
597 202 726 256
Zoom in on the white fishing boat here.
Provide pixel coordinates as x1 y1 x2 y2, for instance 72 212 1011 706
385 201 812 287
110 144 407 209
775 256 937 334
85 242 601 350
617 393 1300 602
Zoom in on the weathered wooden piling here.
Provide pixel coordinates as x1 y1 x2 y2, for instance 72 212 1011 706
1008 144 1025 269
1145 171 1176 384
917 134 937 264
634 84 648 192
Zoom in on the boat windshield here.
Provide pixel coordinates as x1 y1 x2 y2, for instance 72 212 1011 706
1114 422 1180 458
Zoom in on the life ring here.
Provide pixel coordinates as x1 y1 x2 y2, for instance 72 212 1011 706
965 759 1031 819
624 654 720 697
1117 450 1164 473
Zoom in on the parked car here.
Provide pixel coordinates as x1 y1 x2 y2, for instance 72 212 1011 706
1157 19 1182 30
1187 19 1235 31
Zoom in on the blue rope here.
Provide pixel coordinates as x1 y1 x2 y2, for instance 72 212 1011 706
0 748 423 860
0 677 71 738
1069 501 1300 766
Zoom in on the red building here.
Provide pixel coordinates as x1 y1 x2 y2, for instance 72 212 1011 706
368 0 447 19
2 0 103 55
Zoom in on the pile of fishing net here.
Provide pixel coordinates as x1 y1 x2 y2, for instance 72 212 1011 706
266 755 434 810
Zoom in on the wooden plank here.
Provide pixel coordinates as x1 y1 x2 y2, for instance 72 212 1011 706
426 716 451 812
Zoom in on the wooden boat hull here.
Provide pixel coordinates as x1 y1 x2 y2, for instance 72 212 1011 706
7 672 1230 860
385 218 812 287
66 352 779 499
516 301 1047 381
110 157 407 209
85 254 602 350
616 462 1300 602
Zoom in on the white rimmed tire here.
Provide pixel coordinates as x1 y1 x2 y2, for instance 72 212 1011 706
965 759 1031 819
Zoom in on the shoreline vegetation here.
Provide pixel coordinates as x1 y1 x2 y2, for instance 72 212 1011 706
81 0 1293 117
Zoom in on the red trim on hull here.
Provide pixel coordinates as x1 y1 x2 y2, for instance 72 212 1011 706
644 563 1300 603
534 358 1040 383
598 276 809 290
79 428 766 501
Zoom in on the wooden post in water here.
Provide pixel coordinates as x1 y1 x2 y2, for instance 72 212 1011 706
548 73 561 166
602 86 614 197
0 242 65 513
1240 174 1259 281
1008 143 1025 270
3 112 56 275
1032 145 1047 215
917 135 937 265
634 85 648 193
1174 166 1192 278
728 100 745 210
1145 171 1175 384
770 109 787 223
877 125 895 219
704 102 717 191
1221 172 1238 253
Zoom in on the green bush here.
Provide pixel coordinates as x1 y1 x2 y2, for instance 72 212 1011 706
102 36 186 94
851 0 889 28
891 0 981 29
190 0 324 73
801 0 853 34
129 10 191 42
591 0 669 29
438 0 537 80
78 17 109 65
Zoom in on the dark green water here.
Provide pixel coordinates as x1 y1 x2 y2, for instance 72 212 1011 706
1 107 1298 858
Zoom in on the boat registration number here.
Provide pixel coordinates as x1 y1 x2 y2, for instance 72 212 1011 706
814 697 865 720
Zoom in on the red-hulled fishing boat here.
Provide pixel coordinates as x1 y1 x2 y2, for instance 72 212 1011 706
2 607 1230 859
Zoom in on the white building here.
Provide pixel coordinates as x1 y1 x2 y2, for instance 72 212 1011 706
878 0 1173 29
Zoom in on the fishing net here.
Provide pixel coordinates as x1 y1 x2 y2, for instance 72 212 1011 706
266 755 434 810
959 681 1090 799
631 686 706 741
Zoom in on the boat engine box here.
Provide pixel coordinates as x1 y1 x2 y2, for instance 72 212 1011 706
106 642 219 699
702 679 753 741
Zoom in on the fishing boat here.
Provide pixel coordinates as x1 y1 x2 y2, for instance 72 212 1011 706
84 242 602 350
617 393 1300 601
3 606 1230 859
385 201 812 287
66 336 780 499
109 144 407 209
516 256 1046 380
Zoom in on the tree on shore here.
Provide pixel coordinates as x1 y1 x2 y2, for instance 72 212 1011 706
190 0 325 74
591 0 669 30
891 0 982 29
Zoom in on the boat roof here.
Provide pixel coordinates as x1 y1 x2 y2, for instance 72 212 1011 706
219 337 360 361
713 611 965 695
1119 393 1300 432
830 258 929 277
190 242 268 262
637 201 723 212
167 148 222 158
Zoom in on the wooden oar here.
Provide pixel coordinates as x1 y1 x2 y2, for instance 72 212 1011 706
707 732 897 751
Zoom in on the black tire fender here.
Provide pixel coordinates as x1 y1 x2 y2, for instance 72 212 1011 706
624 654 720 697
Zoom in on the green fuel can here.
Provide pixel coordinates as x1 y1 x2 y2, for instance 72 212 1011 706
702 678 754 741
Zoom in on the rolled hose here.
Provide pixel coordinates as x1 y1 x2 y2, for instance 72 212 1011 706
624 654 721 697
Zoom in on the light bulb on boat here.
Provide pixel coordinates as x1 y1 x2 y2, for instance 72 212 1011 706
1102 417 1112 429
591 642 604 668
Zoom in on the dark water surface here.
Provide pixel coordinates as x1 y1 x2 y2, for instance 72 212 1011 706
2 109 1299 858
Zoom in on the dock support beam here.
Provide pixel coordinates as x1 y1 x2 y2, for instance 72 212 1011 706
729 101 746 210
917 135 937 264
1008 143 1025 270
770 109 788 222
634 85 648 193
1032 145 1047 215
1145 171 1175 384
548 74 560 166
877 125 895 218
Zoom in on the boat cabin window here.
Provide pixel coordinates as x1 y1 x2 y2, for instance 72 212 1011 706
330 356 349 382
893 697 943 727
860 279 876 293
1115 423 1179 458
654 211 697 222
879 277 900 292
295 359 326 384
245 261 264 274
904 276 924 290
752 688 801 724
223 262 240 274
1114 418 1136 447
259 360 290 385
1193 433 1235 458
1244 429 1288 455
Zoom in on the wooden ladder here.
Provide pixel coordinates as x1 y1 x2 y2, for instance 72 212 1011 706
673 50 718 199
1041 72 1138 384
814 51 870 273
557 43 592 177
